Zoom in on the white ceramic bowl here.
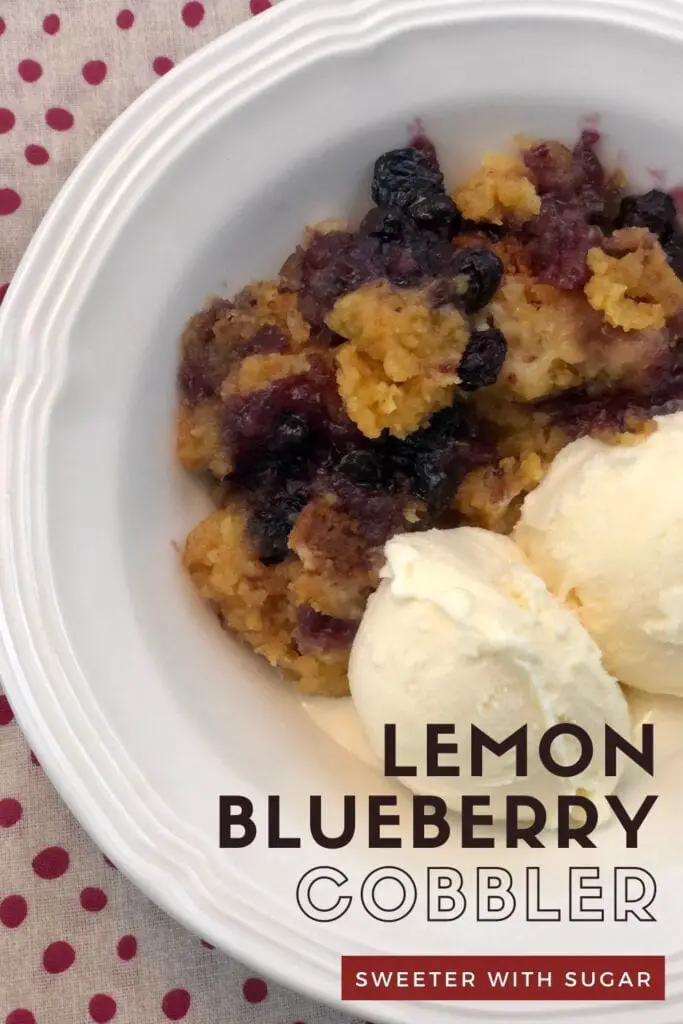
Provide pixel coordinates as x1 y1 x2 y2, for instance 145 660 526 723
3 1 683 1021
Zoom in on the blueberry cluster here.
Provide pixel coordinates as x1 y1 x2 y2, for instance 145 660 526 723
293 143 507 337
615 189 683 278
222 142 516 564
365 146 505 314
522 131 683 288
523 131 610 290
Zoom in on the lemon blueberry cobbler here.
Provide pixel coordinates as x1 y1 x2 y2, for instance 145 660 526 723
177 130 683 697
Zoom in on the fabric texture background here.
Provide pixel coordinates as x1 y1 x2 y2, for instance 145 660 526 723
0 3 364 1022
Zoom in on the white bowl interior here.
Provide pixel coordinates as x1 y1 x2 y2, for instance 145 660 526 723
20 5 683 1004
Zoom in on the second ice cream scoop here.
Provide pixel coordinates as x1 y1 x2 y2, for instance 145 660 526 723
515 412 683 697
348 527 630 822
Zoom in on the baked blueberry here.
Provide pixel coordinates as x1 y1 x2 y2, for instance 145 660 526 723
266 412 311 456
408 194 462 239
359 206 415 245
615 190 678 239
386 404 476 508
247 491 308 565
447 248 504 314
296 606 360 654
458 327 508 391
371 147 445 210
337 449 385 489
663 232 683 280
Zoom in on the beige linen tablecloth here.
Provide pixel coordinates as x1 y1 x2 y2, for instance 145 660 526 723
0 4 365 1021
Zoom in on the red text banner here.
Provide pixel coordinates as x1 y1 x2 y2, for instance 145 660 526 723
341 955 665 1001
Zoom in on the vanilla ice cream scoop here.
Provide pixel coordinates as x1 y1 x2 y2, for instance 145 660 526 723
515 412 683 697
349 528 630 821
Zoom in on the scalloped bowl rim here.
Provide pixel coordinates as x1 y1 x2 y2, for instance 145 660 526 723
3 1 683 1021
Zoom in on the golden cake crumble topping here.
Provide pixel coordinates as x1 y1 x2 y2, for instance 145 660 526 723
585 227 683 331
454 151 542 226
177 129 683 696
330 281 469 438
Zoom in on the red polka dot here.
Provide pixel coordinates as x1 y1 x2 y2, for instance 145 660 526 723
152 56 174 76
0 284 8 306
25 145 49 166
43 14 60 34
45 107 74 131
32 845 70 879
82 60 108 85
18 60 43 83
117 9 135 29
88 995 117 1023
200 939 214 949
250 0 272 13
103 854 117 869
243 978 268 1003
182 2 205 27
117 934 137 960
0 190 21 216
80 887 107 912
6 1011 36 1024
0 18 5 36
0 798 22 827
42 940 76 974
0 695 14 725
0 895 28 928
161 989 191 1020
0 109 15 134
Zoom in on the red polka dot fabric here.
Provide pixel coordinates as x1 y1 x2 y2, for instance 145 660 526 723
0 6 361 1022
0 0 281 311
